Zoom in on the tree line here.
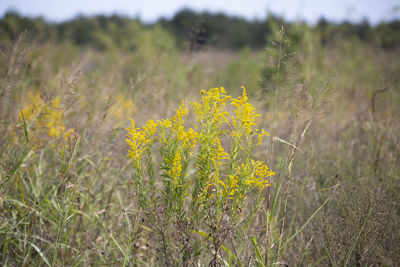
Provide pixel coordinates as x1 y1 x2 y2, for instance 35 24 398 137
1 9 399 50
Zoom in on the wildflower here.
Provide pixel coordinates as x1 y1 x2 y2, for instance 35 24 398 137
126 87 274 221
192 87 230 124
19 91 72 146
45 97 66 138
142 120 158 141
230 87 260 138
244 160 274 190
256 129 269 144
211 137 228 166
220 175 239 197
167 151 182 181
185 127 198 148
109 94 135 120
126 119 158 168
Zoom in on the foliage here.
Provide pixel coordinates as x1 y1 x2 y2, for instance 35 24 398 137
1 10 400 51
0 12 399 266
125 88 274 265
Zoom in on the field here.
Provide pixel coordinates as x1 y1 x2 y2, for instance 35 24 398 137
1 16 400 266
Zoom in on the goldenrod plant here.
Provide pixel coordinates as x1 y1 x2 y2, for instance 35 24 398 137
126 87 274 265
18 91 74 147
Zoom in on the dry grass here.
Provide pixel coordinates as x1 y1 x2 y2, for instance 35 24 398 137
0 28 399 266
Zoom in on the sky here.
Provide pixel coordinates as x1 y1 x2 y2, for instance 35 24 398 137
0 0 399 24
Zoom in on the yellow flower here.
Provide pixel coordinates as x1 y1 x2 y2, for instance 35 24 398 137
158 118 172 129
211 137 228 165
256 129 269 144
243 160 274 190
108 94 135 120
19 91 72 146
157 100 197 150
45 97 66 137
218 175 239 197
230 87 261 138
126 119 158 167
185 127 198 147
192 87 230 124
171 100 188 128
167 151 182 181
125 87 275 212
142 120 158 141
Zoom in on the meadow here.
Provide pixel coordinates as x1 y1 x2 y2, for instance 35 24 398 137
0 13 400 266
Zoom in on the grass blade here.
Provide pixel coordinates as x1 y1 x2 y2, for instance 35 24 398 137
29 242 51 267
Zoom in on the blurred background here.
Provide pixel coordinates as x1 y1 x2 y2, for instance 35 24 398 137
1 0 400 49
1 0 400 266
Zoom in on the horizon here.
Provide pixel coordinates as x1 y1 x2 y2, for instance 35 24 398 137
1 0 399 25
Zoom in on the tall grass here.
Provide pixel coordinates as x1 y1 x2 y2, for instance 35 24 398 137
1 26 399 266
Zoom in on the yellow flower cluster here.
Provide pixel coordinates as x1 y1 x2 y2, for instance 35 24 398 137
167 151 182 183
230 87 269 143
242 160 274 189
19 91 74 145
108 94 135 120
212 137 228 165
209 160 273 199
126 87 274 210
191 88 233 202
193 87 273 202
158 100 197 149
126 119 158 167
170 100 198 148
218 175 239 197
126 101 197 175
192 87 230 124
